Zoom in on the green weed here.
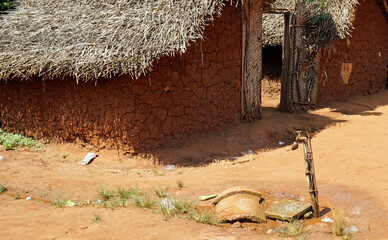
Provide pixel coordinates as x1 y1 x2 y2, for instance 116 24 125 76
176 180 184 189
0 128 43 151
131 192 156 209
96 185 115 201
0 183 7 193
154 185 169 198
91 212 102 223
51 198 71 208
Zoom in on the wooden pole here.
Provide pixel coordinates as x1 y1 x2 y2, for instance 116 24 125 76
280 12 291 112
296 131 320 218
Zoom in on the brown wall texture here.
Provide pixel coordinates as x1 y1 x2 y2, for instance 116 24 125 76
0 6 242 152
318 0 388 103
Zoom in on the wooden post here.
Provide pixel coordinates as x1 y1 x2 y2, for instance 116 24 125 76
296 131 320 218
241 0 263 122
280 12 291 112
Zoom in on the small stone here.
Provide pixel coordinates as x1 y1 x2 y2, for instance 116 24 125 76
266 229 274 234
231 221 242 228
265 199 312 221
26 197 32 201
304 211 313 219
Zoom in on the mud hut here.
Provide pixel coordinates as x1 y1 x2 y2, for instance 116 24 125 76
0 0 272 152
263 0 388 111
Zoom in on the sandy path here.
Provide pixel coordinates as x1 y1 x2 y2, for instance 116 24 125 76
1 91 388 239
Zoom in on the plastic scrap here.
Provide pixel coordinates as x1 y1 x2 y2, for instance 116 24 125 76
78 152 98 165
247 149 254 155
163 165 176 171
26 197 32 201
199 194 218 201
65 200 75 207
279 142 285 145
160 199 175 211
351 206 363 215
321 216 334 223
345 226 358 234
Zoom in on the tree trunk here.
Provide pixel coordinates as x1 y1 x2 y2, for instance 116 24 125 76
241 0 263 121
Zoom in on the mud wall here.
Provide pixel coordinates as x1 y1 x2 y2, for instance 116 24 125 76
318 0 388 103
0 6 242 152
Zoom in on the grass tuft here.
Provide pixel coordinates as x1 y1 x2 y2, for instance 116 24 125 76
173 198 194 214
279 220 306 239
131 192 156 209
159 198 194 218
189 208 220 225
96 185 115 201
100 197 127 210
332 207 353 239
154 185 169 198
0 183 7 193
91 212 102 223
51 198 70 208
176 180 184 189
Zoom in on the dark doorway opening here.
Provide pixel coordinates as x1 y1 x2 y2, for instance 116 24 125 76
262 45 282 108
386 64 388 89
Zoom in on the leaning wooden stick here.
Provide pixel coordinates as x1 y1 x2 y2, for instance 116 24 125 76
296 131 320 218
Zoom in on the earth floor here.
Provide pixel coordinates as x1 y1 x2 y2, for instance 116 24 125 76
1 90 388 240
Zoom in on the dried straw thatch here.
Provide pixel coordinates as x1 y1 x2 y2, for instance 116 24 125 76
0 0 229 82
263 0 359 48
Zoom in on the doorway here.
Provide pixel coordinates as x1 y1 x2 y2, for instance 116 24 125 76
261 9 291 111
262 45 282 108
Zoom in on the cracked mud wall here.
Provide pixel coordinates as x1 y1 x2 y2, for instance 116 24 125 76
318 0 388 103
0 5 242 152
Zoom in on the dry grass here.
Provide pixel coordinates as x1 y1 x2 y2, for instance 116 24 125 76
332 207 353 239
0 0 225 82
263 0 359 49
154 185 169 198
279 220 306 240
189 208 220 225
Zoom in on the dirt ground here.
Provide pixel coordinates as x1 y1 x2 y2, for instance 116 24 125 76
1 90 388 239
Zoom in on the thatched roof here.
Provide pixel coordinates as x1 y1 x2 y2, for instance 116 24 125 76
0 0 229 82
263 0 360 47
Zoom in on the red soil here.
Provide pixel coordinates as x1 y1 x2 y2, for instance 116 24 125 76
1 91 388 239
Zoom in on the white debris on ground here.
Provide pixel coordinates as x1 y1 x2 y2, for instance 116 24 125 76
78 152 98 165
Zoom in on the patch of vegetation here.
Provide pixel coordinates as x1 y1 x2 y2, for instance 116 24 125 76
62 152 69 160
14 192 20 199
176 180 184 189
154 185 169 198
91 212 102 223
96 185 115 201
332 208 353 239
131 192 156 209
152 169 166 176
0 0 15 11
0 183 7 193
0 128 43 151
279 220 306 240
173 198 194 214
51 198 71 208
100 197 127 210
159 198 194 218
188 208 220 225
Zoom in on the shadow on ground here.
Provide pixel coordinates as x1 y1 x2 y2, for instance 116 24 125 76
136 91 388 167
